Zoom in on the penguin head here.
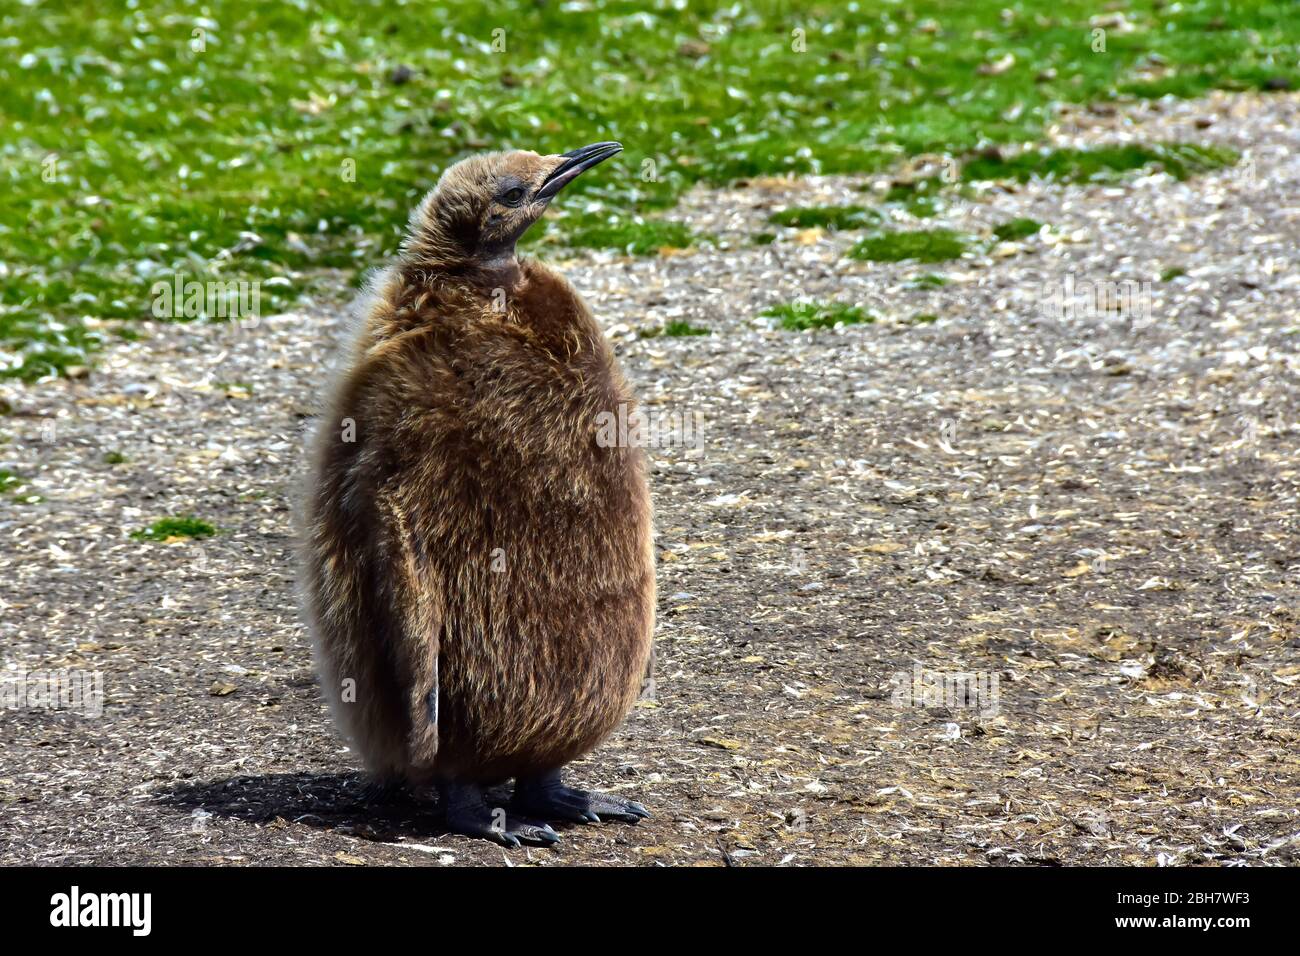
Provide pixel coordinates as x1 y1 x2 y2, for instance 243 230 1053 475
408 142 623 267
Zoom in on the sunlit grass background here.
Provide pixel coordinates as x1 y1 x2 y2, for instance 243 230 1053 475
2 0 1297 379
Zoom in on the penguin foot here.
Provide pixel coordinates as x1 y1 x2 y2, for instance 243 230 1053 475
439 780 560 848
513 770 650 825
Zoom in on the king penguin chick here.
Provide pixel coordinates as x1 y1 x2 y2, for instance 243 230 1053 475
298 142 655 846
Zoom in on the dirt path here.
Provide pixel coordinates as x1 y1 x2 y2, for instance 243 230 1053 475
2 91 1298 866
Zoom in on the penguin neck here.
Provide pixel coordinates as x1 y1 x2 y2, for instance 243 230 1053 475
470 251 524 291
408 252 525 300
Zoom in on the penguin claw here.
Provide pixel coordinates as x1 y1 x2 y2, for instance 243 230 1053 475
512 820 562 845
513 777 649 826
588 793 651 823
446 811 559 848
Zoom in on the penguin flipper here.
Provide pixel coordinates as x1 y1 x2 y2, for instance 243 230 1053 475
394 589 441 770
376 518 443 771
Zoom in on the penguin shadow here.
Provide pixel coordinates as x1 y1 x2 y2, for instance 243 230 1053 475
155 771 509 843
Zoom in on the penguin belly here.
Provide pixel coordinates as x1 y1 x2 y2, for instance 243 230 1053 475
397 346 656 784
429 480 655 783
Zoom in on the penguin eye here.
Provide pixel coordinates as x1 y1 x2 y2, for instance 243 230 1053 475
500 186 527 206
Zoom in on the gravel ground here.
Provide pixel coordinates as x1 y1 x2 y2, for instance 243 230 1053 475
2 91 1298 867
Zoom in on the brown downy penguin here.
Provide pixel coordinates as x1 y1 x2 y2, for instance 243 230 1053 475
298 142 655 846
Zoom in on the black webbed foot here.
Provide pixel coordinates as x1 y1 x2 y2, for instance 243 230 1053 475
513 769 650 825
438 780 560 848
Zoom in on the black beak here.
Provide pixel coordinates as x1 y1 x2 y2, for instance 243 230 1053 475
536 141 623 201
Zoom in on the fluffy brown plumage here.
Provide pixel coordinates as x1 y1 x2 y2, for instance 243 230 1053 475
297 144 655 844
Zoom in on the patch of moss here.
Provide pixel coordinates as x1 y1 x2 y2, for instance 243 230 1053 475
0 468 40 504
993 218 1045 241
882 177 948 217
908 273 950 289
962 143 1239 184
641 320 711 338
557 218 707 256
768 205 879 230
103 451 127 465
753 232 778 246
132 516 218 541
1120 74 1218 100
1161 266 1188 281
763 302 875 332
849 229 967 263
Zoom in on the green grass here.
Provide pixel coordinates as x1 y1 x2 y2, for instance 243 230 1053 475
552 218 706 256
3 1 1297 380
993 217 1045 241
768 205 879 230
763 301 875 332
131 516 218 541
0 468 39 503
640 319 711 338
908 273 950 288
849 229 968 263
962 143 1239 184
881 176 949 218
